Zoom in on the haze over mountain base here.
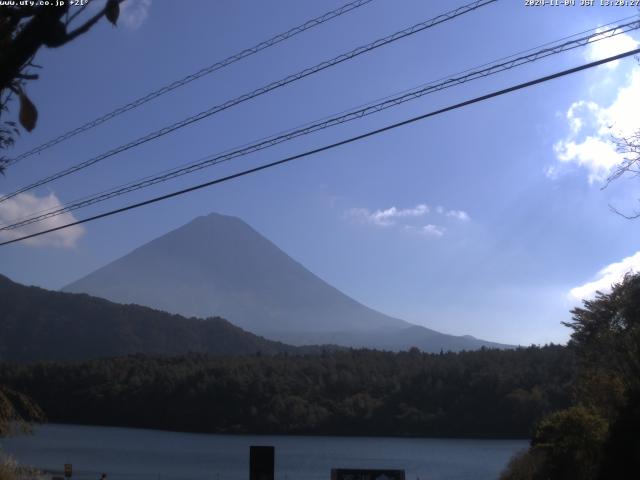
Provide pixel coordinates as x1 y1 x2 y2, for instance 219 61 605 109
64 213 511 352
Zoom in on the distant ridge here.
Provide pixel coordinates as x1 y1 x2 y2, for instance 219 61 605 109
64 213 512 352
0 274 314 363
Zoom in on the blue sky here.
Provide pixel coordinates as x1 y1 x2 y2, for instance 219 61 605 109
1 0 640 345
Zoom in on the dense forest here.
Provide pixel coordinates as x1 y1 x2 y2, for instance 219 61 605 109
0 344 573 439
0 274 321 362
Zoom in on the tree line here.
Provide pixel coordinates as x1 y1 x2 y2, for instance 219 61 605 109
0 344 573 439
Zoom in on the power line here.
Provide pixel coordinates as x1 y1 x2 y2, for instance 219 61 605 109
2 47 638 248
13 13 637 221
27 7 634 227
3 17 637 229
4 0 377 167
3 18 639 232
0 0 497 205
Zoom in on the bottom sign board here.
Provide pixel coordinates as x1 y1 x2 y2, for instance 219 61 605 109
331 469 405 480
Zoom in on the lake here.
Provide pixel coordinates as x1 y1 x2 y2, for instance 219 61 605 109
1 424 528 480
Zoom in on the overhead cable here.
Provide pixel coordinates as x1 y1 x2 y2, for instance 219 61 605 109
4 17 638 232
0 0 497 204
4 0 378 167
2 47 638 247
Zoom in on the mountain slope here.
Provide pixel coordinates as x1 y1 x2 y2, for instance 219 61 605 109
0 275 306 363
64 213 511 352
64 213 407 335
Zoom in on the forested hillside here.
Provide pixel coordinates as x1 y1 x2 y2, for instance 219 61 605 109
0 345 573 438
0 275 309 362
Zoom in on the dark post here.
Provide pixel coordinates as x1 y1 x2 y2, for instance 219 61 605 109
250 445 274 480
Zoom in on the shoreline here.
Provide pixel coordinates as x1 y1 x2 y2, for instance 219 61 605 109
29 421 532 442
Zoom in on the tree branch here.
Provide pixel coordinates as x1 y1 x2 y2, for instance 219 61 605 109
63 5 109 43
16 73 39 80
609 204 640 220
65 2 90 27
63 0 124 44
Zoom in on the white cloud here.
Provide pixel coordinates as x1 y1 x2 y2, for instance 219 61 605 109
434 205 469 220
566 100 601 134
420 224 446 237
554 135 623 183
585 30 639 70
552 68 640 183
120 0 152 29
446 209 470 221
0 192 85 248
346 204 429 227
346 203 469 238
398 204 430 216
569 251 640 300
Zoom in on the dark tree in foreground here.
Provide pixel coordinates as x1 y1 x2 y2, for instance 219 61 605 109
0 0 122 174
501 273 640 480
0 386 43 437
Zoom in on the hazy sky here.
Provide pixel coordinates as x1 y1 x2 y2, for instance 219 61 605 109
1 0 639 345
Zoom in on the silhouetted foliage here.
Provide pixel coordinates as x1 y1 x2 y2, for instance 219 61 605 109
0 1 122 173
501 273 640 479
0 385 43 437
499 449 547 480
597 389 640 480
565 273 640 389
530 406 608 480
0 345 573 439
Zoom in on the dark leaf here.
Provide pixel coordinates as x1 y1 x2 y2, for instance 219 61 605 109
43 20 67 47
19 92 37 132
105 0 120 26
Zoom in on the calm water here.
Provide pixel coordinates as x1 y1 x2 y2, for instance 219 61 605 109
1 424 527 480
